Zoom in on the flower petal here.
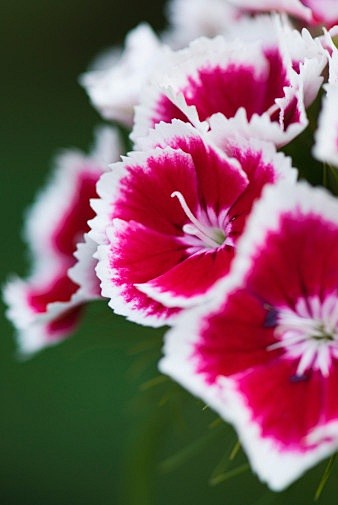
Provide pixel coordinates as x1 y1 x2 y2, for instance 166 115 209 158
96 219 183 326
165 0 241 48
313 39 338 167
80 24 166 126
3 270 84 355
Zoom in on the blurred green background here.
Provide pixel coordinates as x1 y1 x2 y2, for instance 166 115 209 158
1 2 338 504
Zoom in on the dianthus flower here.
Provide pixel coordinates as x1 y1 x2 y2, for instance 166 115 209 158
80 24 167 127
165 0 242 48
90 120 296 327
228 0 338 28
160 182 338 490
314 33 338 167
132 16 326 147
81 2 246 128
4 128 122 355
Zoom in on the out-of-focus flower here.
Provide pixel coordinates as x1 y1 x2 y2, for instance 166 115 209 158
313 34 338 167
80 2 248 129
3 127 122 355
160 182 338 491
164 0 242 48
228 0 338 28
80 24 167 127
132 16 326 146
90 120 296 327
305 0 338 27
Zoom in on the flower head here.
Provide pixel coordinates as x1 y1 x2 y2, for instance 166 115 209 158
80 24 167 127
160 182 338 490
165 0 242 48
314 34 338 167
228 0 338 28
90 120 296 326
132 16 326 147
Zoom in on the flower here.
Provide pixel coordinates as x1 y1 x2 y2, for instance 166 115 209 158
80 24 167 127
90 120 296 327
228 0 338 28
314 34 338 167
132 16 326 147
160 181 338 490
3 127 122 355
80 2 245 128
164 0 242 48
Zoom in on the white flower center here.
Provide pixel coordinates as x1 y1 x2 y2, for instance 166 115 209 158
268 295 338 377
171 190 231 250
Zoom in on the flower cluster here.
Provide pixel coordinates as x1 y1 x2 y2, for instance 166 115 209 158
5 0 338 493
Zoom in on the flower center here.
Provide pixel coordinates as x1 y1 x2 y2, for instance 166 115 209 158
171 191 227 249
267 296 338 377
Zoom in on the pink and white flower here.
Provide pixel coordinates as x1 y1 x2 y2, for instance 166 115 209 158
80 24 167 127
164 0 242 48
160 181 338 490
132 17 326 147
90 120 296 327
314 35 338 167
3 127 122 355
228 0 338 28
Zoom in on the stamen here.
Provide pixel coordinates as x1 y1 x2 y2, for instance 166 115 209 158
267 299 338 377
267 332 306 351
171 191 225 248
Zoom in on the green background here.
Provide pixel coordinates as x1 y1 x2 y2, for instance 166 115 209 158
1 2 338 504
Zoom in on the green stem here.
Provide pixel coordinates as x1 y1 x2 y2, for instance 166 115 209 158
159 425 222 474
209 463 250 486
314 453 337 501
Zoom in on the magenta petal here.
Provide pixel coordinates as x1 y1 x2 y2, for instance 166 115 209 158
113 149 200 235
184 48 289 123
194 288 279 383
98 219 183 325
27 268 79 313
235 360 338 451
226 144 285 234
182 63 270 121
245 212 338 308
236 360 322 449
152 94 189 128
45 305 84 341
136 124 249 213
112 138 248 235
153 57 283 129
3 272 86 354
138 246 235 307
109 219 188 283
51 170 99 257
